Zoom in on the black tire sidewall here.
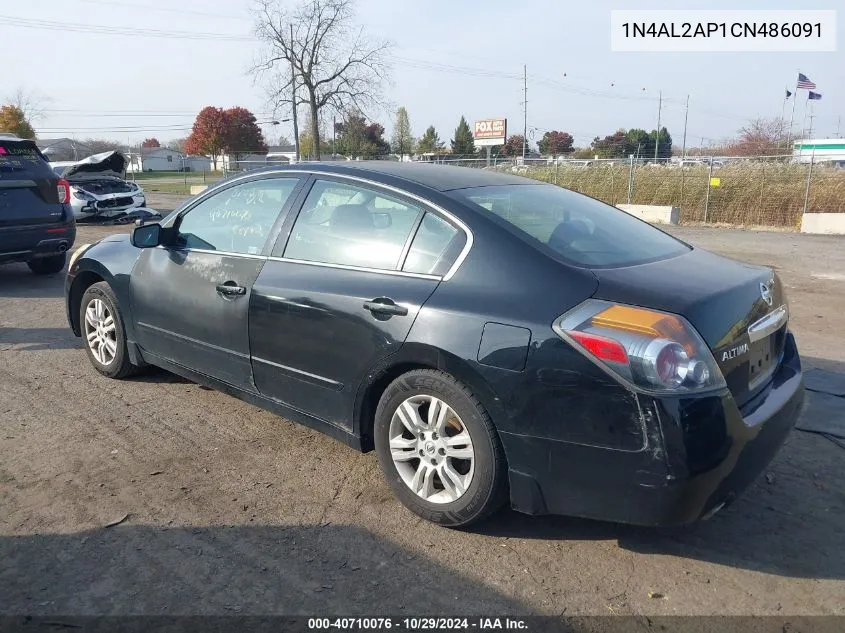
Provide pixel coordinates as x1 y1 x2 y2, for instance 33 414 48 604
79 282 130 378
374 370 504 527
28 253 67 275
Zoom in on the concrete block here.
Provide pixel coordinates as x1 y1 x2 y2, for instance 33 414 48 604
800 213 845 234
616 204 680 225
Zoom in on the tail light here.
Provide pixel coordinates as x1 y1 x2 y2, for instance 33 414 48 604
553 300 726 394
57 178 71 204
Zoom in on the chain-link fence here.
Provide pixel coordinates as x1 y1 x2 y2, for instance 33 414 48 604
158 154 845 228
434 155 845 228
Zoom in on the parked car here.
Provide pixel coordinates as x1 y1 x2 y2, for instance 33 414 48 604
0 134 75 274
64 163 803 527
50 151 146 222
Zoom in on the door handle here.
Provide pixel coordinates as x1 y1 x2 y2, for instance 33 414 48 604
216 282 247 297
363 298 408 316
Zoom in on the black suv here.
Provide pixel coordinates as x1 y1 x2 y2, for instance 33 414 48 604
0 134 76 274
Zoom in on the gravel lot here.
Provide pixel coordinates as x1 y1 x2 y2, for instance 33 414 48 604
1 209 843 618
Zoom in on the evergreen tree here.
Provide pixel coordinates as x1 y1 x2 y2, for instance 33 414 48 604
391 106 415 158
417 125 444 153
450 116 475 156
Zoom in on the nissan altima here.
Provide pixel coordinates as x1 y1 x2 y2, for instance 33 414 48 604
65 163 804 527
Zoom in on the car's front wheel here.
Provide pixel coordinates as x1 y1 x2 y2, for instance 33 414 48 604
374 369 508 527
27 253 66 275
79 281 139 379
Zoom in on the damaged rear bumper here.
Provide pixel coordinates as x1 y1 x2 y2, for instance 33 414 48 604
501 332 804 526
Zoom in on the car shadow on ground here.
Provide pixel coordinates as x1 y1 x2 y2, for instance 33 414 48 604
0 264 66 299
0 523 525 616
0 327 82 351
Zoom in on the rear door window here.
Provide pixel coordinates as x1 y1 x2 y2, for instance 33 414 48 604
284 179 423 271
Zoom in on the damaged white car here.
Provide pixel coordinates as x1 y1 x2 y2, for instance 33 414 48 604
50 151 150 222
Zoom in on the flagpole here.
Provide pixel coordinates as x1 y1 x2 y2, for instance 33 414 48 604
787 74 799 149
779 89 788 150
800 92 809 141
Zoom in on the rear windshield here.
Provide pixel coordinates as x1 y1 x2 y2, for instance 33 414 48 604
0 140 54 180
450 184 690 268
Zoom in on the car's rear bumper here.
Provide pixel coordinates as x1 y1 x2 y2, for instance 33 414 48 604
502 332 804 526
0 222 76 264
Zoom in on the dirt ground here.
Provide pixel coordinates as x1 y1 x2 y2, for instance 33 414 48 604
1 208 843 618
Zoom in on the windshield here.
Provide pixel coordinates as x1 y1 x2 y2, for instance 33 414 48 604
451 184 690 268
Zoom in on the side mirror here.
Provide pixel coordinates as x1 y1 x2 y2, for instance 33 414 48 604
131 223 162 248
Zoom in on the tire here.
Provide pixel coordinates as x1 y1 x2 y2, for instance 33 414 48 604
79 281 139 379
374 369 508 527
27 253 67 275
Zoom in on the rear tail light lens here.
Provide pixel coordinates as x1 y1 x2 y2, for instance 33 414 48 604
57 178 71 204
553 300 725 394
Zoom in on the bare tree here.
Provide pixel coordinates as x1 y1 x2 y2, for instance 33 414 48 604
253 0 392 160
728 117 789 156
6 87 52 122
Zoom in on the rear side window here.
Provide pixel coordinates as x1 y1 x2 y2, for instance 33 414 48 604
0 139 53 180
451 184 689 268
402 212 466 276
284 179 423 271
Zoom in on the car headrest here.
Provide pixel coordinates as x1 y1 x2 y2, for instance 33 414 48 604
329 204 374 234
548 219 593 251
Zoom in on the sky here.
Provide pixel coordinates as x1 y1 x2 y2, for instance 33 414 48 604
3 0 843 149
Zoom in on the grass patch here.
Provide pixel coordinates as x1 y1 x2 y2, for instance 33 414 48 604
502 163 845 227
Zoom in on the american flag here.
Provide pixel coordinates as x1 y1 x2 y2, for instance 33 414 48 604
797 73 816 90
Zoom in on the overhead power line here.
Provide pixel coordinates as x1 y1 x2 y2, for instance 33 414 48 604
73 0 250 20
0 16 253 41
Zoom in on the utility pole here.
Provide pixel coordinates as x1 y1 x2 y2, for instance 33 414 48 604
681 94 689 159
654 90 662 162
289 24 300 163
332 115 336 158
522 64 528 162
837 116 842 138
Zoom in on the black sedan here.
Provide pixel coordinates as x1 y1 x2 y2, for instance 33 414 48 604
65 163 803 527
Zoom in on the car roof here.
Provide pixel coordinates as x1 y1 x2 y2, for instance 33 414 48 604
257 161 537 192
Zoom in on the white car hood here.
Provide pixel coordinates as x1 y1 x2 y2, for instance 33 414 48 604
60 151 128 179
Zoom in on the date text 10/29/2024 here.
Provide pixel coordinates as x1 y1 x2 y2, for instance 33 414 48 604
308 618 528 630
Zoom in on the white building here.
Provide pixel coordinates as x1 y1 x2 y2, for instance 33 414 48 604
126 148 212 173
793 139 845 165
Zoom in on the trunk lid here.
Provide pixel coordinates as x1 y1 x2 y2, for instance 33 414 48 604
590 247 788 407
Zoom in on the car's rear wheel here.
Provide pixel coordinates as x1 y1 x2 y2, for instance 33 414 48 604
27 253 66 275
79 282 138 379
374 369 507 527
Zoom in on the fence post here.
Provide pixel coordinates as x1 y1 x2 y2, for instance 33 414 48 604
627 155 634 204
757 162 765 225
609 164 615 206
554 160 559 185
704 156 714 223
802 147 816 217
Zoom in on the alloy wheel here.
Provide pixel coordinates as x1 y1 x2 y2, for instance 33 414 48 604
84 298 117 366
389 395 475 504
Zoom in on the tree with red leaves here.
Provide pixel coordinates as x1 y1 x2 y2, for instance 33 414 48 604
185 106 267 169
224 106 267 156
537 131 574 156
185 107 228 170
499 134 529 157
141 137 161 149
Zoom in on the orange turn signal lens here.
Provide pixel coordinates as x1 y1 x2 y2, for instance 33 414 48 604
591 305 695 356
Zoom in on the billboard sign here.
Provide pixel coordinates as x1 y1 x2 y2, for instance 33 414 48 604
474 118 507 146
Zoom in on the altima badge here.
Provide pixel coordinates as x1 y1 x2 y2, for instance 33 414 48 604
760 280 774 306
722 343 749 362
